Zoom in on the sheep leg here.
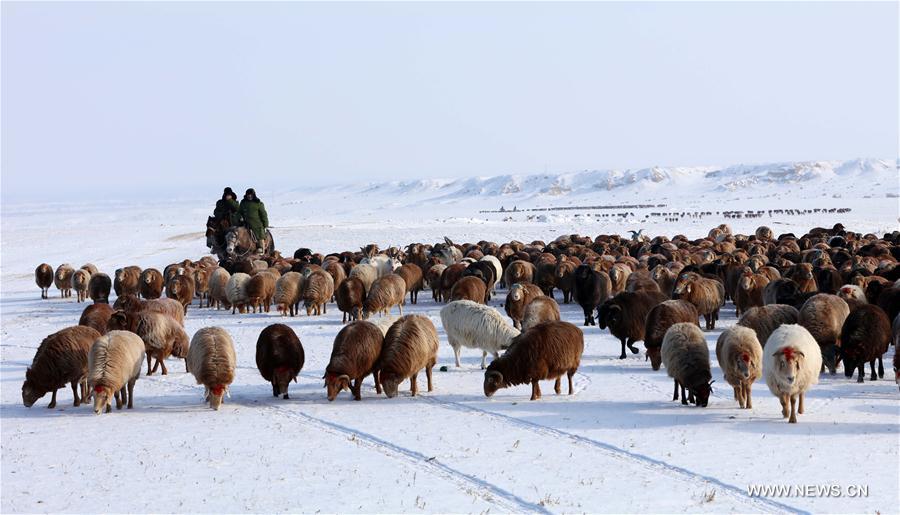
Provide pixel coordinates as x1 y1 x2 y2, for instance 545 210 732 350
672 379 679 401
481 351 487 369
530 380 542 401
115 389 124 410
342 311 347 323
351 379 362 401
618 338 627 359
878 356 884 378
554 377 561 395
453 345 461 368
798 392 805 414
779 394 788 418
272 383 279 398
426 363 434 392
788 395 797 423
71 381 80 407
857 363 865 383
869 360 878 381
567 370 575 395
126 379 135 409
745 382 753 409
373 369 382 394
159 358 168 376
146 353 154 376
47 389 57 409
410 373 418 397
681 384 688 405
398 303 403 316
626 338 639 355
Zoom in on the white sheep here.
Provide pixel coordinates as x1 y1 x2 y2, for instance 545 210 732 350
763 324 823 423
440 300 520 368
88 330 145 415
186 327 237 410
479 255 503 293
715 326 763 409
226 272 251 314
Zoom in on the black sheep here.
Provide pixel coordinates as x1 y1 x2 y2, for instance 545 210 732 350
598 291 668 359
572 265 611 326
839 305 891 383
462 261 497 301
255 324 305 399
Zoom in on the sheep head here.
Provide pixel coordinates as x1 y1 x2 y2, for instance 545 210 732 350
646 348 662 371
273 366 296 398
21 373 42 408
208 384 227 410
508 285 523 302
596 302 619 330
772 347 805 384
324 373 351 401
483 370 505 398
735 352 753 379
92 385 113 415
380 374 402 398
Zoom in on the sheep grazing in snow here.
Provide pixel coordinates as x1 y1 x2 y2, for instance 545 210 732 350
483 321 584 401
798 293 850 374
274 271 304 316
324 321 384 401
716 326 763 409
186 327 237 410
72 269 91 303
134 311 189 376
598 291 668 359
522 296 561 331
440 300 520 368
643 300 699 371
302 269 335 316
79 303 115 335
207 267 231 310
839 305 891 383
226 272 251 314
363 274 405 318
573 265 611 326
505 283 544 329
378 315 439 398
35 263 53 299
256 324 305 399
672 272 724 330
22 326 99 409
661 323 713 407
336 276 365 323
88 330 146 414
139 268 164 299
88 273 112 304
54 264 74 298
764 324 822 424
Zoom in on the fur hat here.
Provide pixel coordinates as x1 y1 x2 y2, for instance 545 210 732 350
245 188 257 198
223 187 235 198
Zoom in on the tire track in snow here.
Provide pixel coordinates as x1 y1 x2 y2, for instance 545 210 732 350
141 374 550 514
419 395 807 515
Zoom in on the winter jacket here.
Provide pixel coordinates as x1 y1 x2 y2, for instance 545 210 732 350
239 198 269 239
214 198 241 226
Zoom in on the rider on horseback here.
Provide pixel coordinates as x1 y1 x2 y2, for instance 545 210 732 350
239 188 269 252
213 187 241 227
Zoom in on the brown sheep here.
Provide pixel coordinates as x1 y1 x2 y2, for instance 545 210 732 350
193 267 210 308
186 327 237 410
166 274 195 315
786 263 818 293
425 264 447 301
608 263 632 296
324 261 347 301
88 273 112 304
395 263 424 304
650 265 678 298
256 324 305 399
522 296 561 330
80 263 99 276
625 271 662 294
673 272 725 330
735 269 770 317
35 263 53 299
54 264 74 298
363 274 406 318
324 320 384 401
554 257 578 303
302 269 335 316
22 326 99 408
72 269 91 303
534 260 558 298
643 300 700 370
439 263 468 302
484 321 584 401
716 326 763 409
336 276 366 323
450 275 487 304
598 291 668 359
134 311 189 375
378 315 439 398
505 282 545 329
114 266 142 297
78 303 115 335
274 271 304 316
798 293 850 374
246 271 277 313
139 268 164 299
737 304 800 346
503 260 535 287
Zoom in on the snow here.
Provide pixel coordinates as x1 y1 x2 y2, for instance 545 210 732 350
1 157 898 513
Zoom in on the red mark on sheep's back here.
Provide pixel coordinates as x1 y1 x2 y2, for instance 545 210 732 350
212 385 224 395
94 385 104 393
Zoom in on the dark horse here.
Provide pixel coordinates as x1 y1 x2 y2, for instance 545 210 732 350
206 216 231 257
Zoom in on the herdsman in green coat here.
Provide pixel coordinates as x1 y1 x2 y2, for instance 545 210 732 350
213 187 241 226
239 188 269 251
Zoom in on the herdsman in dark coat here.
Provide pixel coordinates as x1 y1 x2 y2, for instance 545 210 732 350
239 188 269 251
213 187 241 226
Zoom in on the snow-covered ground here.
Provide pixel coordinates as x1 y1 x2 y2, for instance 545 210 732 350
1 158 898 513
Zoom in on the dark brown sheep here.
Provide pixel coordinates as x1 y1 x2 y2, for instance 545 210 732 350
503 260 535 287
22 326 99 408
165 274 195 315
484 321 584 401
324 320 384 401
737 304 800 346
256 324 305 399
139 268 164 299
735 269 770 317
450 275 487 304
672 272 725 330
439 263 468 303
35 263 53 299
336 276 366 323
78 303 115 335
522 296 561 330
426 264 447 301
573 265 611 326
554 257 578 303
598 291 668 359
114 266 142 298
378 315 439 398
839 305 891 383
88 273 112 304
643 300 700 370
395 263 424 304
504 283 545 329
324 260 347 301
534 260 558 298
246 271 277 313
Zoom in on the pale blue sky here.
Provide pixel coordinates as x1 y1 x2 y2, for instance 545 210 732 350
2 1 897 202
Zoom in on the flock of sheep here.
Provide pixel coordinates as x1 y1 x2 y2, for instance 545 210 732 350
23 223 900 424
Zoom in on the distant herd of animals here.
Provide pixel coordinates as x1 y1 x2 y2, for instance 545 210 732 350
23 223 900 424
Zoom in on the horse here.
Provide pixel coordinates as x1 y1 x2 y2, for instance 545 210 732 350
223 226 275 260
